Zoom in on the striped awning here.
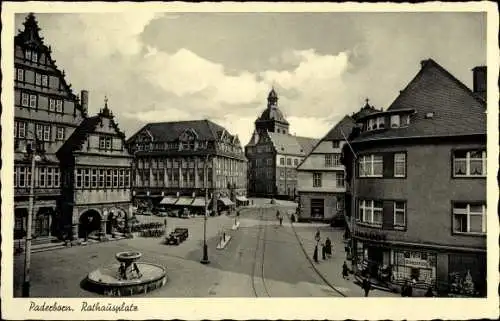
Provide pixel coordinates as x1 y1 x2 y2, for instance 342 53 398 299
160 196 178 205
175 197 194 206
236 196 249 202
219 197 234 206
191 197 206 207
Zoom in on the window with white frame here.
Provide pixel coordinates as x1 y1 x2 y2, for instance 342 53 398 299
279 157 285 166
106 169 112 188
287 158 292 166
394 153 406 177
375 117 385 129
390 115 400 128
36 124 43 140
336 171 345 187
48 98 56 111
294 158 298 166
325 154 333 167
76 169 82 188
17 68 25 82
15 121 26 138
25 49 32 61
54 168 60 188
29 94 37 108
394 201 406 228
38 167 46 188
358 154 383 177
43 125 51 141
453 150 486 177
98 169 105 188
400 115 410 126
18 167 26 187
56 100 63 113
91 169 97 188
21 93 29 107
84 169 90 188
113 169 119 188
119 169 124 187
46 168 53 188
41 74 48 87
14 167 17 187
453 203 486 234
35 73 42 86
313 172 322 187
358 200 383 226
32 51 38 62
56 127 65 141
124 170 130 188
332 140 340 148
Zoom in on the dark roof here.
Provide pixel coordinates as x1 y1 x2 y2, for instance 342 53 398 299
256 107 289 125
323 116 356 141
351 102 379 121
127 119 234 143
353 59 486 143
267 132 319 156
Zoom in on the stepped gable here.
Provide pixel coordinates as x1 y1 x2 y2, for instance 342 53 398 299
353 58 486 143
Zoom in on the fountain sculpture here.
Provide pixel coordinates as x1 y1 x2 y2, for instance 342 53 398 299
85 251 167 296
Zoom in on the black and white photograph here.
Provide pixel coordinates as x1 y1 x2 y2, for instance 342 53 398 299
1 1 498 320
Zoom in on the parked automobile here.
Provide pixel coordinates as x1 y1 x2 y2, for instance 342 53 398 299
165 228 189 245
168 209 179 217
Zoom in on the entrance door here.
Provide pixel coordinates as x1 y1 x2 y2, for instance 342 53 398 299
79 210 101 239
310 198 324 219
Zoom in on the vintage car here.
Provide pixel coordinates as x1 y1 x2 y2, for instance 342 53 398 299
165 228 189 245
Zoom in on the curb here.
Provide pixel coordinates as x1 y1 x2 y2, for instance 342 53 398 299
287 214 348 297
216 236 232 250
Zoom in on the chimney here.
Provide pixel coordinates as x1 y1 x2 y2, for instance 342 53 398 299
80 90 89 113
472 66 487 100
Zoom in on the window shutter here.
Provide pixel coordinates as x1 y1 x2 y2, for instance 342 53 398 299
382 200 394 230
383 152 394 178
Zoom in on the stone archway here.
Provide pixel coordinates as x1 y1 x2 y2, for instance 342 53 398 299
79 209 101 239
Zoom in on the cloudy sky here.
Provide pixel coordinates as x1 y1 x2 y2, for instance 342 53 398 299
15 11 486 145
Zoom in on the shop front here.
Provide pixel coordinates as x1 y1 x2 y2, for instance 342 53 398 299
447 252 486 297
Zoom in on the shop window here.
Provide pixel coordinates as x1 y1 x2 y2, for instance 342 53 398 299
453 150 486 177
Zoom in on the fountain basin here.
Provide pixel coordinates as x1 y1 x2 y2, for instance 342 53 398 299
85 262 167 296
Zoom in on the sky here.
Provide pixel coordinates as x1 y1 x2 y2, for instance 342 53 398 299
15 12 486 145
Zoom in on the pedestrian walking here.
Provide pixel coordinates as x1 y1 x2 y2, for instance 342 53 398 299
313 245 319 263
325 237 332 257
425 286 434 297
362 277 371 297
321 243 326 260
276 210 280 220
342 261 349 279
279 215 283 226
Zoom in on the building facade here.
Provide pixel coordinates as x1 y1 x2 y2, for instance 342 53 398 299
126 120 248 214
296 103 377 222
245 89 318 198
13 13 133 246
343 59 487 297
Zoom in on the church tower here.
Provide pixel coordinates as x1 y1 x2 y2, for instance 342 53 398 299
254 88 290 135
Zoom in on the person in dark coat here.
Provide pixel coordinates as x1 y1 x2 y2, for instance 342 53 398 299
325 237 332 257
342 261 349 279
425 287 434 297
313 245 319 263
322 243 326 260
362 277 371 297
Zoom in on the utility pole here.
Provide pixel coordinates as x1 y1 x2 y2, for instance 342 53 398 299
200 154 210 264
23 137 41 297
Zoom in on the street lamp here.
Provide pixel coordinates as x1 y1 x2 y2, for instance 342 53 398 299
23 136 43 297
200 154 210 264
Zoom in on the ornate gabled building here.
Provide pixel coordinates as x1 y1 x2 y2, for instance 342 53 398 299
245 88 319 199
343 59 487 297
13 13 133 246
126 120 248 214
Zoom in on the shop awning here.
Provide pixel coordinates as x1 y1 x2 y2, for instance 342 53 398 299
219 197 234 206
191 197 207 207
160 196 178 205
175 197 194 206
236 196 249 202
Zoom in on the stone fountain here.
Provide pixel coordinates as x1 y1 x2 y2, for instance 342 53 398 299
85 251 167 296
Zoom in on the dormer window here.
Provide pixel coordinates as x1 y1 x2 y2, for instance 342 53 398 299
390 115 400 128
367 117 385 131
368 118 375 131
25 49 32 60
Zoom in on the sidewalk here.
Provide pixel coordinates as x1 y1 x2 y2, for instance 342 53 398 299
290 222 399 297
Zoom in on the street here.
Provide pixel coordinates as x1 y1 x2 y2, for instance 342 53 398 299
13 199 394 297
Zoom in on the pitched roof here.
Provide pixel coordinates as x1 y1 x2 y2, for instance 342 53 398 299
353 59 486 143
127 119 231 143
57 116 101 156
267 132 319 156
323 116 356 141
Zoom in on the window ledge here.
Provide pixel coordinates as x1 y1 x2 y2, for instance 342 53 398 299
453 175 486 178
453 231 486 237
356 221 383 229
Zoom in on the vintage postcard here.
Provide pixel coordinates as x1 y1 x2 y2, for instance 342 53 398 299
1 1 498 320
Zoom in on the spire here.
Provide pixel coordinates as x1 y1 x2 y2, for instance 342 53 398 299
100 95 113 117
267 87 278 108
20 13 44 45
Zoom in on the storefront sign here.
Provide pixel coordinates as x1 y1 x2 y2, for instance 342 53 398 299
354 230 387 241
403 257 430 269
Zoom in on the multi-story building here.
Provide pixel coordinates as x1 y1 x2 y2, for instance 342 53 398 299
126 120 248 214
296 102 377 222
245 88 319 198
14 13 132 245
343 59 487 297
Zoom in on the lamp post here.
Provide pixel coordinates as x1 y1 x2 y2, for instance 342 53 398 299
200 154 210 264
23 138 42 297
